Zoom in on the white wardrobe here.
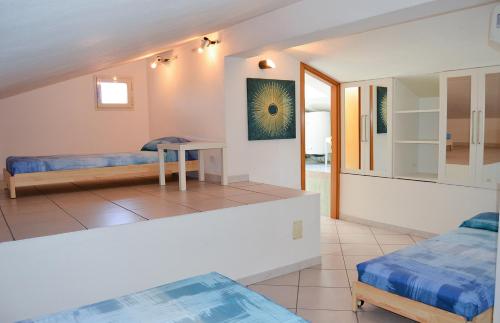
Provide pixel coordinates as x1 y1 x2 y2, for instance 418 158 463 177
341 66 500 190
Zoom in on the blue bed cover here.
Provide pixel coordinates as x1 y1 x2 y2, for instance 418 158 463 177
7 151 197 175
357 227 496 320
17 272 306 323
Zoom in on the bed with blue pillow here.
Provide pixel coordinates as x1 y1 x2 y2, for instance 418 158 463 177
17 272 306 323
3 137 199 198
353 212 498 323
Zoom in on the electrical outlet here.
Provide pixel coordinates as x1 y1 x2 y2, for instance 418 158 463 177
292 220 303 240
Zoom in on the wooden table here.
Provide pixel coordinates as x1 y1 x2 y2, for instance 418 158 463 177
157 141 227 191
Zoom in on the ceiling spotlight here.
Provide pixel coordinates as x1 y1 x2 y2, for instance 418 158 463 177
197 36 220 53
258 59 276 69
150 55 178 69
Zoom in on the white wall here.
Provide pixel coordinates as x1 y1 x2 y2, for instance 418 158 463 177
0 195 320 322
224 51 301 188
340 173 497 234
0 60 150 179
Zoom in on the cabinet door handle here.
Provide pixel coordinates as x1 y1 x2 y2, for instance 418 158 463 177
471 111 476 144
364 115 368 142
477 111 482 145
360 115 365 142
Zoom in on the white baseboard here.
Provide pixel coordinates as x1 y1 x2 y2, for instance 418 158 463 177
340 214 436 238
237 256 321 286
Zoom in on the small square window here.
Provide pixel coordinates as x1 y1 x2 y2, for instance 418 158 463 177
95 76 133 109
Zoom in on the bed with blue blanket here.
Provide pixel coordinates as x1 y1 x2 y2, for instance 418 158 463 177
17 272 307 323
3 137 199 198
352 212 498 323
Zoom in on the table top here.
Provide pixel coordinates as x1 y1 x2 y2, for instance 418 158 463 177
157 141 225 150
18 272 306 323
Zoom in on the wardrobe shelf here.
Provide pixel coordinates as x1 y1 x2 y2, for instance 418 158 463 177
395 172 438 182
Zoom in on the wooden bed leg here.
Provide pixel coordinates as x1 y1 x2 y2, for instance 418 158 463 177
3 168 16 199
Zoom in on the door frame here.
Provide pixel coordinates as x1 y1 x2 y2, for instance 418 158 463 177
300 62 341 219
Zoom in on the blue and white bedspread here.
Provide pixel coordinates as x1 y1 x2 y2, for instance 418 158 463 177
7 151 197 175
357 227 496 320
17 272 306 323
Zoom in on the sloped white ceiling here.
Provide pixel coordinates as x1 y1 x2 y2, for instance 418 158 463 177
287 3 500 83
0 0 297 98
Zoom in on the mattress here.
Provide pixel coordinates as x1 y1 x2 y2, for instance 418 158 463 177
357 227 496 320
17 272 306 323
7 151 197 175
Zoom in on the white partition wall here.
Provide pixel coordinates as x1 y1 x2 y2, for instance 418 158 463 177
0 195 320 322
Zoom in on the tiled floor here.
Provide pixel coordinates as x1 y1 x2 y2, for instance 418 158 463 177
249 217 427 323
0 176 309 241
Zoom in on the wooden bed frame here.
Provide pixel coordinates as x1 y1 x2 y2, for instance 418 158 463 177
3 160 199 199
352 281 493 323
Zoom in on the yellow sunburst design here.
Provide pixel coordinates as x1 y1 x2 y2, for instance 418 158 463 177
250 81 294 137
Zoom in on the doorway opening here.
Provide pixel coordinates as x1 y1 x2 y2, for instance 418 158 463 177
300 63 340 219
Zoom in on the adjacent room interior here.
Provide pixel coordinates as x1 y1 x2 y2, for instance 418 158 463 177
0 1 499 323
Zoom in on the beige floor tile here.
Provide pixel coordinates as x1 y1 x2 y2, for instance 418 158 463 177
93 188 149 200
254 271 299 286
339 234 377 244
180 198 243 211
59 201 126 215
337 225 372 235
112 196 170 210
297 309 357 323
321 233 340 244
344 255 378 270
157 191 214 204
228 181 260 188
311 255 346 270
357 303 416 322
287 308 297 314
320 223 337 234
191 186 249 198
133 204 198 219
375 234 414 245
411 235 427 243
248 285 298 308
225 192 281 204
0 216 13 242
297 287 352 310
380 244 413 254
72 210 145 229
299 269 349 288
10 218 85 240
4 210 70 226
1 202 61 216
320 243 342 255
341 244 383 256
370 227 403 235
346 270 358 287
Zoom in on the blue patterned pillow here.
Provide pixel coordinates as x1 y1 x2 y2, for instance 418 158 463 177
460 212 499 232
141 137 190 151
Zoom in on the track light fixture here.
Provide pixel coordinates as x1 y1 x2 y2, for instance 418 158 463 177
150 55 178 69
197 36 220 53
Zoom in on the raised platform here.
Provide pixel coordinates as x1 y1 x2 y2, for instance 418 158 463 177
0 177 320 322
0 177 310 241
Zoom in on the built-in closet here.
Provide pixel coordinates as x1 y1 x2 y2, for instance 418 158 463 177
340 66 500 190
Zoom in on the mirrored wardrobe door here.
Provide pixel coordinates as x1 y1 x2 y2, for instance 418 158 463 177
477 67 500 188
440 71 477 185
342 85 362 173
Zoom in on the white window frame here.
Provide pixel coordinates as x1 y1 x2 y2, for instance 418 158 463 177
95 76 134 110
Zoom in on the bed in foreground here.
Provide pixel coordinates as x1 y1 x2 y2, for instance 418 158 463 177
352 212 498 323
16 272 306 323
3 137 198 198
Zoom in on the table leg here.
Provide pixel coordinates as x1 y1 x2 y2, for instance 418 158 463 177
221 147 228 186
198 150 205 182
158 148 166 186
179 148 187 191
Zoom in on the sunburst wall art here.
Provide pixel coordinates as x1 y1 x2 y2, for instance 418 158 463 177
376 86 388 134
246 78 296 140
